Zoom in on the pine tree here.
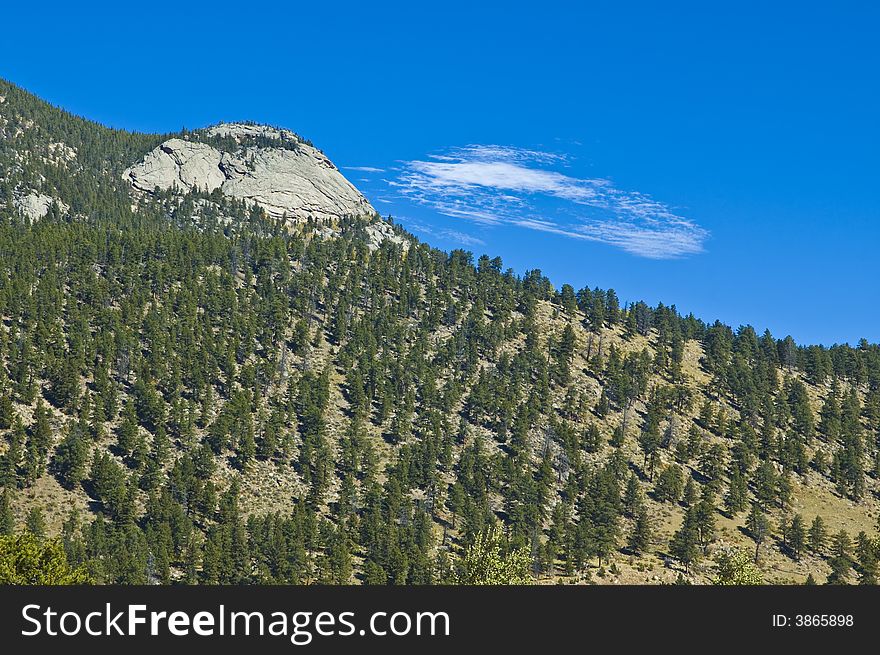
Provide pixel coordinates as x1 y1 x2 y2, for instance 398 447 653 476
746 503 770 563
116 401 139 460
610 424 625 448
0 385 14 430
654 465 684 503
235 423 256 471
22 402 52 485
753 460 777 509
595 391 610 418
628 507 651 554
856 531 877 585
809 516 827 555
725 467 749 515
52 426 91 489
0 488 14 535
25 506 46 539
582 422 601 453
818 389 841 442
694 489 716 553
638 412 662 480
670 506 700 573
622 472 642 517
827 532 853 585
1 417 25 487
682 476 697 507
788 514 806 561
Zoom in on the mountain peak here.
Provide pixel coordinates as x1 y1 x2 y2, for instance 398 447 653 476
123 123 375 224
203 122 299 144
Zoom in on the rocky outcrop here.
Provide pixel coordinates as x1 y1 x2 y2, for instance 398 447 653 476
205 123 294 143
123 123 375 223
14 191 68 221
364 221 407 252
125 138 225 194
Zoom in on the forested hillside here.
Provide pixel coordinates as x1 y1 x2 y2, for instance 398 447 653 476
2 78 880 585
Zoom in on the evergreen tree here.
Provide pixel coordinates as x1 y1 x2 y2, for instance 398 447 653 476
52 426 91 489
0 488 14 535
25 506 46 539
809 516 827 556
746 503 770 563
628 507 651 554
670 506 701 573
787 513 806 561
654 465 684 503
725 467 749 515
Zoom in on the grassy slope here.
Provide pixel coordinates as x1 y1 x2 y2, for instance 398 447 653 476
2 77 877 584
10 291 876 584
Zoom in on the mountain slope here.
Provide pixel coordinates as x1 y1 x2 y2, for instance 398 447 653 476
1 78 880 586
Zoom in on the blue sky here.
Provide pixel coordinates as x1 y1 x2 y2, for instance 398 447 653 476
3 1 879 345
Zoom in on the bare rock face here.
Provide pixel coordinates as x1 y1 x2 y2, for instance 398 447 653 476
124 138 225 194
14 191 68 221
364 221 407 252
204 123 292 143
123 123 375 223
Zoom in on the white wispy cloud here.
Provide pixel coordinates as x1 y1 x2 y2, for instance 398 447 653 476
403 219 487 248
389 145 708 259
344 165 385 173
